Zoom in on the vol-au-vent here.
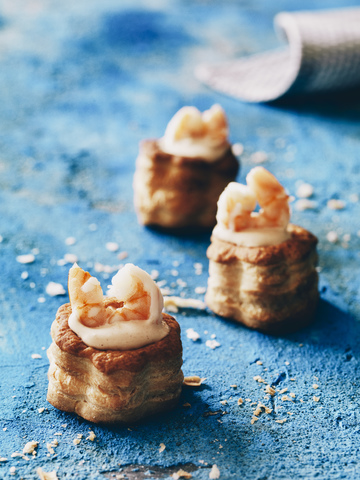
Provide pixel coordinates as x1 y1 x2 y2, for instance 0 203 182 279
133 104 239 229
206 167 319 333
47 263 183 424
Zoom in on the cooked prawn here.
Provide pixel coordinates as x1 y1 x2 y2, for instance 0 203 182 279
68 263 162 328
164 104 228 146
217 167 291 231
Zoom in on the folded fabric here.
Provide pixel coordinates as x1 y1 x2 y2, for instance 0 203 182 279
195 8 360 102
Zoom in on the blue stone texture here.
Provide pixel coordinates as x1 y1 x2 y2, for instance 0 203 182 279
1 1 360 479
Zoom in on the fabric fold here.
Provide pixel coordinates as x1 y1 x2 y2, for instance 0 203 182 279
195 8 360 102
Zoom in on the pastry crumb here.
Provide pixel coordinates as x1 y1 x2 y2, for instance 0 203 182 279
31 353 42 359
289 393 296 398
163 296 206 312
106 242 119 252
65 237 76 246
312 384 319 389
251 151 268 164
38 407 45 413
183 376 206 387
16 254 35 264
237 398 243 405
10 466 16 475
182 402 191 408
0 457 8 462
205 339 220 350
159 443 166 453
172 469 192 479
23 441 38 455
327 199 346 210
296 183 314 198
220 400 228 405
186 328 200 341
279 388 288 394
275 418 287 424
295 199 317 211
313 396 320 402
46 282 66 297
265 385 276 396
64 253 78 264
37 467 59 480
194 286 206 294
256 360 263 365
253 376 265 383
86 431 96 441
250 416 259 425
209 464 220 479
326 231 339 243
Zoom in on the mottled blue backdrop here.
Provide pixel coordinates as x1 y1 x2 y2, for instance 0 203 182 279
1 1 360 479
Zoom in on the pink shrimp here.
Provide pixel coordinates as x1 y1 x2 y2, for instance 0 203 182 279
68 263 160 329
217 167 291 231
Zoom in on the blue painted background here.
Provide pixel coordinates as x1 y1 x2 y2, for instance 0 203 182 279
1 1 360 478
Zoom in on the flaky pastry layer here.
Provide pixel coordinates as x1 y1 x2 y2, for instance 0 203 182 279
133 139 239 229
47 304 183 423
205 224 319 333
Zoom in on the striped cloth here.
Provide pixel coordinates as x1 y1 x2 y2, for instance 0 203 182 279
195 8 360 102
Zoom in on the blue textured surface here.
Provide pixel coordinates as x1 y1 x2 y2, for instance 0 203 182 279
1 1 360 479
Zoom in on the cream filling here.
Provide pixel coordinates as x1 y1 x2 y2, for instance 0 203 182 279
158 137 228 162
68 312 169 351
213 224 290 247
68 263 169 351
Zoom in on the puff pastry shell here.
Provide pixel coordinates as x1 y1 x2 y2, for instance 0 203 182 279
133 140 239 229
205 224 319 333
47 304 183 424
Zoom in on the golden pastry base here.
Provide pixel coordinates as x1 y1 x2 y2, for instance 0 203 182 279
133 139 239 229
205 224 319 334
47 304 183 424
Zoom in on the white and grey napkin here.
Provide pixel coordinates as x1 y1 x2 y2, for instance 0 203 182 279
195 8 360 102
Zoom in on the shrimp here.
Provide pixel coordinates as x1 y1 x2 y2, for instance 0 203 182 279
163 104 228 145
68 263 162 328
217 167 291 231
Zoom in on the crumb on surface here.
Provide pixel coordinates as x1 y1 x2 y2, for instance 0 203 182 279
87 431 96 441
16 254 35 264
275 418 287 424
327 199 346 210
313 384 319 389
313 396 320 402
183 376 206 387
186 328 200 342
279 388 288 394
237 398 243 405
31 353 42 359
106 242 119 252
37 467 59 480
209 464 220 479
23 441 38 455
205 339 221 350
265 385 276 396
159 443 166 453
46 282 66 297
172 469 192 479
296 183 314 198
